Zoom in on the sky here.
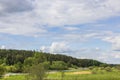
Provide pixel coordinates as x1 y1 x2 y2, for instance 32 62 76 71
0 0 120 64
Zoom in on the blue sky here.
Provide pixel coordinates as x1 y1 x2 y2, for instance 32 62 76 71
0 0 120 64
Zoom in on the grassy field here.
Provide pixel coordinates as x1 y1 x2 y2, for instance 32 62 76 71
0 75 26 80
1 70 120 80
47 70 120 80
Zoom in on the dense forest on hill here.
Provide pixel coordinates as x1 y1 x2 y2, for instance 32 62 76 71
0 49 107 72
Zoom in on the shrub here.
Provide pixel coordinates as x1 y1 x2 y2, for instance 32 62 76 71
71 64 78 69
0 66 6 77
26 63 47 80
50 61 68 70
6 66 17 72
105 67 112 72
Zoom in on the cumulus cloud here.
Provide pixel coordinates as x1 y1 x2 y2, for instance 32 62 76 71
34 0 120 26
40 41 73 54
76 48 120 64
63 27 79 31
58 32 102 42
0 22 47 36
97 51 120 64
103 36 120 51
0 0 120 36
39 39 120 64
0 0 120 64
0 45 6 49
0 0 33 15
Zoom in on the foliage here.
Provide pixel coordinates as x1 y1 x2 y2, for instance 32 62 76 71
6 66 17 73
26 63 47 80
0 49 106 72
42 61 50 70
1 69 120 80
14 62 23 73
50 61 68 70
24 57 34 67
115 65 120 71
104 67 112 72
0 65 6 77
90 67 115 74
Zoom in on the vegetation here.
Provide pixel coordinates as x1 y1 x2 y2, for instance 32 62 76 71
0 65 6 77
0 49 105 73
47 71 120 80
26 63 47 80
1 68 120 80
0 49 120 80
50 61 68 70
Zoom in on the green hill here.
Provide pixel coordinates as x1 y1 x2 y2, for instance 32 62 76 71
0 49 106 72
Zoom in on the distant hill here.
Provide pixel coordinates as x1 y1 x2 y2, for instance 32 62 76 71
0 49 105 68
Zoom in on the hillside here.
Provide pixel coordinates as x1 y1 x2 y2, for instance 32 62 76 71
0 49 106 72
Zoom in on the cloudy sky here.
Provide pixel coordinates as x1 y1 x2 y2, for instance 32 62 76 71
0 0 120 64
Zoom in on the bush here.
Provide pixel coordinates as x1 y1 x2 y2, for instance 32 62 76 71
43 61 50 70
0 66 6 77
91 67 106 74
26 63 47 80
115 65 120 71
91 69 97 74
6 66 17 72
50 61 68 70
105 67 112 72
71 64 78 69
89 66 96 70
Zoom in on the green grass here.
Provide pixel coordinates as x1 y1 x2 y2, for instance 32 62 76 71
0 71 120 80
47 71 120 80
0 75 26 80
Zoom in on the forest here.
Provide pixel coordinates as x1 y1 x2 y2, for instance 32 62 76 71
0 49 107 73
0 49 120 80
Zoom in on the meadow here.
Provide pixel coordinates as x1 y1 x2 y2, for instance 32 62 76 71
1 69 120 80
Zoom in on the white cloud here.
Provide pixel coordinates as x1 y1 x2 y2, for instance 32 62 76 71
0 45 6 49
0 12 47 36
95 47 101 51
0 0 120 64
63 27 79 31
0 0 120 36
40 46 49 52
103 36 120 51
0 0 33 14
98 51 120 64
39 40 120 64
33 0 120 26
59 32 101 42
40 41 72 54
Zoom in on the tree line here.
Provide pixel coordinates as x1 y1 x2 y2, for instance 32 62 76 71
0 49 107 73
